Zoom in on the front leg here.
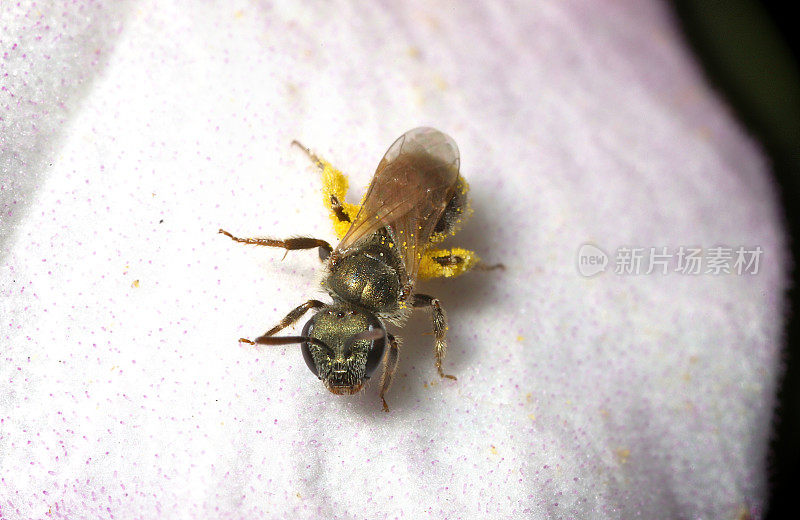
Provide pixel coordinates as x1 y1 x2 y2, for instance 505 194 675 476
239 299 325 344
379 333 400 412
411 294 456 380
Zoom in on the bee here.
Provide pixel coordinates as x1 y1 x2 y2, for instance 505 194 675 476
219 127 501 411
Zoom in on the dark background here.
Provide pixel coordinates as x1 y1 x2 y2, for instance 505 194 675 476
671 1 799 518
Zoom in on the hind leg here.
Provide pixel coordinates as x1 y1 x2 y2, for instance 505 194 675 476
432 177 471 240
292 140 359 238
418 247 504 279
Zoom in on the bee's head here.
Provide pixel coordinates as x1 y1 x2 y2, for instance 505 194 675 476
298 306 386 394
251 305 386 394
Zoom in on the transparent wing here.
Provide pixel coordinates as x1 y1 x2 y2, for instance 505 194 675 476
337 127 460 283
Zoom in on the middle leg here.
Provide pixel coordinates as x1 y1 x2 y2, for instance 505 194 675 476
412 293 456 380
219 228 332 260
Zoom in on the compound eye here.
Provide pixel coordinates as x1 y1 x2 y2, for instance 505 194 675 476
300 318 320 378
364 321 386 379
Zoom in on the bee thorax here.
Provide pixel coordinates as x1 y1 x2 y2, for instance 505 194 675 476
325 247 402 314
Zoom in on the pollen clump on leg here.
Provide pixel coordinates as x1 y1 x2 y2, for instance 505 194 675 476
319 160 360 238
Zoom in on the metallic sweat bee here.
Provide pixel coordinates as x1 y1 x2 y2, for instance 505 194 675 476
220 127 501 411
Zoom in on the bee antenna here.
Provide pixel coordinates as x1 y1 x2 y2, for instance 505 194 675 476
253 335 330 350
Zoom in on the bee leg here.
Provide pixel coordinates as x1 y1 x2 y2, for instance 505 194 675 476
322 169 358 237
218 229 333 261
379 333 400 412
328 195 351 223
291 140 359 236
418 248 504 280
238 299 326 344
290 139 352 223
411 294 457 381
432 252 505 272
291 140 324 169
432 177 470 238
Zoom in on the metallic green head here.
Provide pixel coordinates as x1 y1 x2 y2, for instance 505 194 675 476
300 305 386 394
